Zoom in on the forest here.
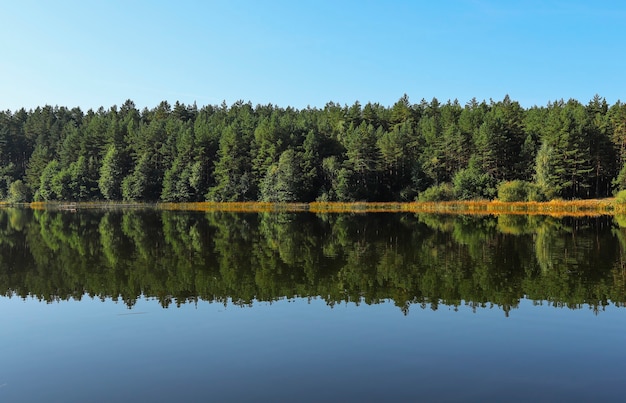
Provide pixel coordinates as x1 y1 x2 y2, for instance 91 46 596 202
1 94 625 203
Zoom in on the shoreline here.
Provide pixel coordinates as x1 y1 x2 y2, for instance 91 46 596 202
0 199 622 216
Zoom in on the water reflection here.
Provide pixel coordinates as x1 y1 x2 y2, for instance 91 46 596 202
0 208 624 314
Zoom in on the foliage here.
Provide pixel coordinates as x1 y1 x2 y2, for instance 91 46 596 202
497 180 546 202
259 149 304 202
417 183 455 202
534 141 557 199
615 190 626 204
498 180 528 202
122 153 160 201
0 95 624 202
99 145 124 200
613 164 626 193
452 159 496 200
36 160 61 201
8 180 31 202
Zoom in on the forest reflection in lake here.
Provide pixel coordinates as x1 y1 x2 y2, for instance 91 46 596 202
1 208 626 401
1 208 625 313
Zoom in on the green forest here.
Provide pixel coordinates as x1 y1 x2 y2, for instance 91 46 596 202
1 95 625 203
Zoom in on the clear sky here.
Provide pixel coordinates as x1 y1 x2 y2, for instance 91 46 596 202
1 0 625 112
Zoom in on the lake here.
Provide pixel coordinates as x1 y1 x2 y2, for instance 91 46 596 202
1 208 625 402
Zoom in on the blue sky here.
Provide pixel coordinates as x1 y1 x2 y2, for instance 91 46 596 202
1 0 625 111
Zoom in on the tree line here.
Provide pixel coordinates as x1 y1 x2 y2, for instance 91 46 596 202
1 94 625 203
1 209 624 314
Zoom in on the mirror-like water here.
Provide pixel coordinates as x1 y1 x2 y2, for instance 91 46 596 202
1 209 625 401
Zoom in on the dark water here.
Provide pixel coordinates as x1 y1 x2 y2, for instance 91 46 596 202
1 208 625 402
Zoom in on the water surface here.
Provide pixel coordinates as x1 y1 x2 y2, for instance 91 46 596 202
1 209 625 401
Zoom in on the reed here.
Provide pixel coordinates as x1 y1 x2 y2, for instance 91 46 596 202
7 198 623 216
157 202 310 213
28 201 156 211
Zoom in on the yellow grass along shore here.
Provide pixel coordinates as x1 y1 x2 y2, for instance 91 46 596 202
14 198 626 217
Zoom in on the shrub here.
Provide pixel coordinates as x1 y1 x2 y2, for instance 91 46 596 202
498 180 528 202
498 180 548 202
452 167 496 200
8 180 32 203
615 190 626 204
417 183 455 202
526 183 548 202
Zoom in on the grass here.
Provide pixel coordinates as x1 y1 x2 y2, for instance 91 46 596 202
158 202 310 213
16 198 626 216
309 200 617 216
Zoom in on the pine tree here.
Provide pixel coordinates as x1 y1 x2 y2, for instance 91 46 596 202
99 145 124 200
337 122 380 200
208 124 254 201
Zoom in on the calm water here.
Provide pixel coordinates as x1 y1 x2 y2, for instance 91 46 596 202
1 208 625 402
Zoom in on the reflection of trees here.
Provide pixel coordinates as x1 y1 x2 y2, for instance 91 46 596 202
609 216 626 305
0 209 624 313
528 216 618 310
